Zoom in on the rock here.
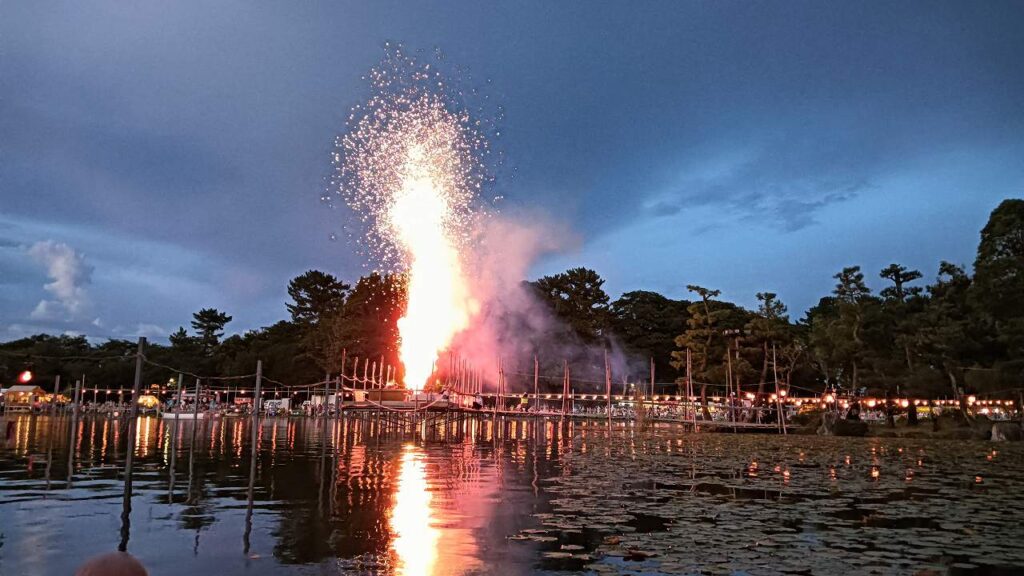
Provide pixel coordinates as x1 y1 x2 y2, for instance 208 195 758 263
991 422 1022 442
817 412 868 437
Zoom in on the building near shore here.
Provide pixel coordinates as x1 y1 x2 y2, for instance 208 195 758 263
3 385 45 412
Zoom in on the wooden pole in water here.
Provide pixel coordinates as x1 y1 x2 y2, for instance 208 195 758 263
165 375 182 502
561 361 569 416
45 373 63 489
244 360 262 553
66 377 83 485
533 356 539 413
454 357 460 393
772 343 787 435
604 349 612 426
50 374 61 414
338 349 346 419
185 377 200 508
323 371 331 441
120 336 146 551
649 357 655 399
686 348 696 427
725 340 735 425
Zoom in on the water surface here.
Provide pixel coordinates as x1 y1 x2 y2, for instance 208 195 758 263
1 415 1022 575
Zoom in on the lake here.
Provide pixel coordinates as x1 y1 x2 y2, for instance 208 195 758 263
1 413 1022 575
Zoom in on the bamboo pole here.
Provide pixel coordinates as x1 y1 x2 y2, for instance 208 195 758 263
561 361 567 416
605 349 612 427
725 341 735 426
168 372 184 496
533 356 539 413
773 343 787 435
120 337 146 552
687 348 696 428
66 377 83 486
244 360 262 554
52 374 61 414
649 357 655 399
338 349 346 422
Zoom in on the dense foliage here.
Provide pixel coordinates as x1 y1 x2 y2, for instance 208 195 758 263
2 200 1021 399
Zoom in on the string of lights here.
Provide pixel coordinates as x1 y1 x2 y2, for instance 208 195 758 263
139 357 256 382
0 350 133 362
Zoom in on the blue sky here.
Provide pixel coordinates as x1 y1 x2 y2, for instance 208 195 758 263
2 1 1022 342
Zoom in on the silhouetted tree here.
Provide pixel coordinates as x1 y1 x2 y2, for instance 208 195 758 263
191 308 232 355
531 267 611 344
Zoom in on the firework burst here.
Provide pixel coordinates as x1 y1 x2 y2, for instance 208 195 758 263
333 46 492 389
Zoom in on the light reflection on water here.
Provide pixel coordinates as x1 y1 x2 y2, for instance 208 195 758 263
391 446 439 576
6 414 1020 575
0 414 557 576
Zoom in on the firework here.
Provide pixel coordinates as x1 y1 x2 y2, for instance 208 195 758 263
334 46 490 390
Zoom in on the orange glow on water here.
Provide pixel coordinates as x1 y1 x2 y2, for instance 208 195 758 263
391 446 440 576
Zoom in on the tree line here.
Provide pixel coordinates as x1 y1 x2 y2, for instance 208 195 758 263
2 199 1021 401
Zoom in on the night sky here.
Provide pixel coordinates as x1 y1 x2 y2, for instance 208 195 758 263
2 1 1022 342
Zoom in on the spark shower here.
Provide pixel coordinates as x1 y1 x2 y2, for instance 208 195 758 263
332 46 495 390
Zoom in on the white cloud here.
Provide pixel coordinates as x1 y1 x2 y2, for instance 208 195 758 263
134 323 167 339
27 240 94 321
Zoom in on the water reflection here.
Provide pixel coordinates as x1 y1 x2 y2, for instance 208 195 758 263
6 414 1024 574
391 446 439 576
0 413 559 575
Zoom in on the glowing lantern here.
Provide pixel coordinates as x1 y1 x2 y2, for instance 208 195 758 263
18 370 32 383
137 395 159 409
900 399 910 408
967 395 977 405
867 399 877 408
825 394 835 403
779 389 788 398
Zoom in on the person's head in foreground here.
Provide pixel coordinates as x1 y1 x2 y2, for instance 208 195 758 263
75 552 148 576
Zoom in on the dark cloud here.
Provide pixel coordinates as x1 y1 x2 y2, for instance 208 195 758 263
1 0 1022 338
